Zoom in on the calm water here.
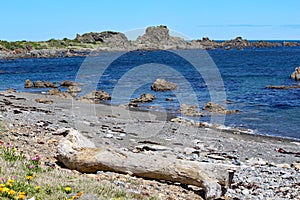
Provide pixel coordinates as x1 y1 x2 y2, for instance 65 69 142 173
0 47 300 139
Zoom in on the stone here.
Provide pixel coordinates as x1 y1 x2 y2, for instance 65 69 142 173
61 80 79 87
79 90 111 102
203 102 239 114
67 86 81 93
35 98 53 104
291 66 300 81
180 104 205 117
151 79 177 91
24 79 33 88
131 93 155 103
165 98 173 101
47 88 61 95
33 81 57 88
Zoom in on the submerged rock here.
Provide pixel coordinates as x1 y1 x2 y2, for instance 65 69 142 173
151 79 177 91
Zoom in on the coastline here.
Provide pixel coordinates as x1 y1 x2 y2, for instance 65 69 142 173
1 25 299 60
1 90 299 199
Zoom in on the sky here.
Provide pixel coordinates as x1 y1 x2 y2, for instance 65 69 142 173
0 0 300 41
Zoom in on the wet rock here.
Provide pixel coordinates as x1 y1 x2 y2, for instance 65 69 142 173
35 98 53 104
180 104 205 117
47 88 61 95
203 102 239 114
67 86 81 93
79 90 111 102
33 81 57 88
291 66 300 81
61 80 79 87
131 93 155 103
151 79 177 91
24 79 33 88
165 98 173 101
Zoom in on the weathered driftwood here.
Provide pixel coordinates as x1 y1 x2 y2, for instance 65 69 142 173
57 130 236 199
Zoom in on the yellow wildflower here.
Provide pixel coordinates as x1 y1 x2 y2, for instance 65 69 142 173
0 183 5 188
8 189 16 195
35 186 41 190
17 192 26 200
7 179 14 183
6 183 13 187
2 187 9 193
64 187 71 192
26 176 33 180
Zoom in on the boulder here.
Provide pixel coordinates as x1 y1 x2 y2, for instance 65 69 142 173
180 104 205 117
47 88 61 95
67 86 82 93
131 93 155 103
35 98 53 104
291 67 300 81
24 79 33 88
61 80 79 87
151 79 177 91
79 90 111 102
203 102 239 114
33 81 57 88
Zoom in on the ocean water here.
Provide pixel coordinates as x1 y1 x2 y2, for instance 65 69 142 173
0 47 300 139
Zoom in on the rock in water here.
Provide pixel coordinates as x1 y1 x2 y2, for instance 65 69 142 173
67 86 81 93
151 79 177 91
291 66 300 81
61 80 79 87
131 93 155 103
203 102 239 114
24 79 33 88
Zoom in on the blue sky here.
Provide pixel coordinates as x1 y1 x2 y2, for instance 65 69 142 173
0 0 299 41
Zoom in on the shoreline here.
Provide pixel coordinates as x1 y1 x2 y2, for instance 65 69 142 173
1 90 300 199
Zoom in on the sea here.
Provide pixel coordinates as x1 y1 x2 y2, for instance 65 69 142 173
1 45 300 140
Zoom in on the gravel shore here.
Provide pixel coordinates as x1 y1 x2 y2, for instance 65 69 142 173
0 90 299 199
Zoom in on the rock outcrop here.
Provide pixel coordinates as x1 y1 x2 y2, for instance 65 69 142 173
78 90 111 103
151 79 177 91
131 93 155 103
33 81 57 88
75 31 130 48
135 25 189 49
203 102 239 114
60 80 79 87
291 67 300 81
180 104 205 117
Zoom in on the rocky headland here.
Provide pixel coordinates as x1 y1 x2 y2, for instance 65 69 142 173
0 25 299 59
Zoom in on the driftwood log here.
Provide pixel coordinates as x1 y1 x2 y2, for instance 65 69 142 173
57 130 237 199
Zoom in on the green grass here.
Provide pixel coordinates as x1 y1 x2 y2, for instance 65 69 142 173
0 122 158 200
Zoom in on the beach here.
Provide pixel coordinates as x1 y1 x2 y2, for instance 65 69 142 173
1 90 299 199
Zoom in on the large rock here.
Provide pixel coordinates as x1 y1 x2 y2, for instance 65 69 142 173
61 80 79 87
131 93 155 103
180 104 205 117
67 86 82 93
24 79 33 88
203 102 239 114
291 67 300 81
75 31 129 48
33 81 57 88
151 79 177 91
78 90 111 103
135 25 188 49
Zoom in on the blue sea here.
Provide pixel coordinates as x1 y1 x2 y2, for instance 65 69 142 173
0 46 300 140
